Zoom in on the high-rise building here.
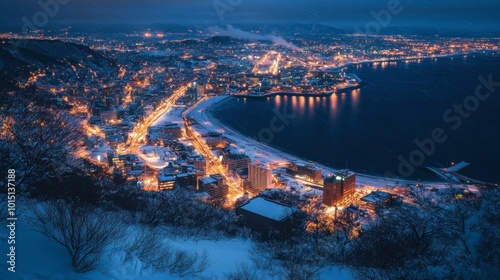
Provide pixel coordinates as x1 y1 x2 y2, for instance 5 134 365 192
286 162 323 183
323 170 356 207
221 150 250 173
175 172 197 189
248 161 274 193
158 173 176 191
205 183 229 200
204 132 226 149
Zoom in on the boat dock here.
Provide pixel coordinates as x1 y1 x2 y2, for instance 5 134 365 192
426 161 497 186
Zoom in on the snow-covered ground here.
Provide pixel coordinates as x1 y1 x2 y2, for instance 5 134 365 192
184 96 459 192
0 212 250 279
25 96 474 280
152 105 186 127
89 143 112 164
138 145 178 169
0 205 353 279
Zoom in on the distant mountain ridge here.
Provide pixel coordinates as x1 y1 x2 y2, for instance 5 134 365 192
0 39 116 92
207 35 270 45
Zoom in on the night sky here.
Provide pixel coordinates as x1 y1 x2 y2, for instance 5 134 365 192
1 0 499 32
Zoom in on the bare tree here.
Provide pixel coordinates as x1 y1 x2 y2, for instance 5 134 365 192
1 93 84 187
225 263 263 280
254 238 326 280
28 199 124 272
477 189 500 274
137 188 241 239
443 191 481 255
347 203 448 279
122 226 213 277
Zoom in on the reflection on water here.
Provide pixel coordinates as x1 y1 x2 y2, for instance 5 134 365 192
299 96 305 112
275 94 282 107
271 90 356 120
212 54 500 183
308 97 314 118
329 93 338 111
351 89 360 110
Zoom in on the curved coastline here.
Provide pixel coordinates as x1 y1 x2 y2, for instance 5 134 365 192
228 84 362 98
331 50 498 70
195 52 500 187
203 95 448 188
226 50 499 99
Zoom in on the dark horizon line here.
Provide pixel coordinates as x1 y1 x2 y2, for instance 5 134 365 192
1 20 499 35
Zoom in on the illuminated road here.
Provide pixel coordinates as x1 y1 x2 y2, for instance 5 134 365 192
122 84 188 191
252 51 281 75
183 119 243 199
125 85 187 155
120 83 245 195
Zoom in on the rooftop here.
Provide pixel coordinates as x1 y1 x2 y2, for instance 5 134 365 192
324 169 356 183
158 174 176 182
226 153 250 160
239 197 294 222
361 190 392 203
199 176 217 185
210 174 223 180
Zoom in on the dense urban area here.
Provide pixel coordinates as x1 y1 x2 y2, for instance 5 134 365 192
1 24 500 279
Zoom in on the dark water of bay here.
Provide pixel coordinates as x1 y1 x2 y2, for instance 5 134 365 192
211 54 500 183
